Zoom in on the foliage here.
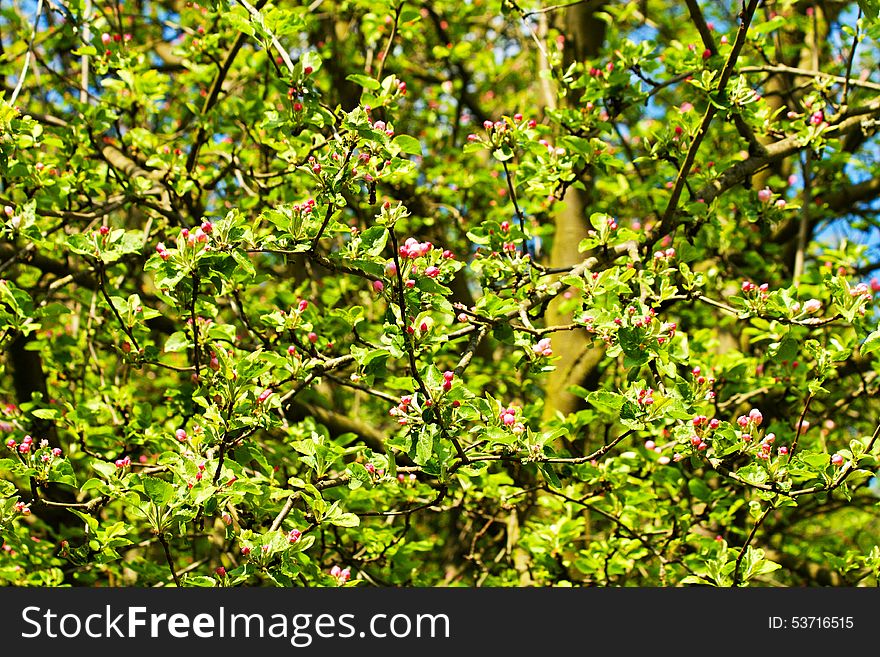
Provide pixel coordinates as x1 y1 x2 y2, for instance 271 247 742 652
1 0 880 587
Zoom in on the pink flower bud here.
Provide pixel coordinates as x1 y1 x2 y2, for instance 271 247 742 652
810 111 824 126
831 453 844 466
258 388 273 403
803 299 821 314
298 300 309 313
757 187 772 203
372 280 384 293
176 429 187 442
748 408 763 425
425 266 440 278
101 33 111 45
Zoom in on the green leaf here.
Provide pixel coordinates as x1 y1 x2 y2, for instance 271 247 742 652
345 74 381 90
415 430 434 465
392 134 422 155
329 511 360 528
142 476 175 505
585 390 625 412
164 331 191 353
688 477 711 501
49 459 77 487
857 0 879 20
861 329 880 356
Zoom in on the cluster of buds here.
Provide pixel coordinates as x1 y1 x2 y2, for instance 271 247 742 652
643 439 671 465
737 408 763 432
294 198 316 213
3 205 20 230
755 432 780 461
397 473 418 484
691 366 716 401
399 237 432 259
101 33 132 45
389 394 415 425
100 32 132 56
499 405 525 434
688 414 721 452
587 60 615 77
635 387 655 406
369 120 395 138
849 282 872 299
652 247 676 262
178 222 212 249
330 565 351 585
8 435 63 464
288 199 316 234
14 501 30 515
114 455 131 468
156 242 170 260
532 337 553 357
8 434 33 455
442 371 454 392
741 280 769 296
741 281 770 312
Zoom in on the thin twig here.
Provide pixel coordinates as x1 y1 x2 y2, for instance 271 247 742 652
96 265 140 351
158 534 182 587
788 393 813 458
9 0 44 106
522 0 588 18
732 504 773 586
841 7 862 106
793 153 811 285
374 2 403 81
655 0 761 242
